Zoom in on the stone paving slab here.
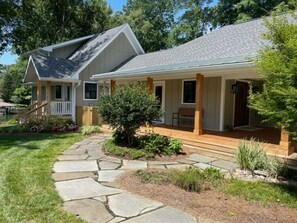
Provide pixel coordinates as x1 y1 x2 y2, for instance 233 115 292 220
98 170 125 182
120 160 147 170
178 159 198 165
63 199 113 223
187 154 217 163
93 196 107 203
52 172 97 181
63 149 87 155
100 156 122 164
122 206 197 223
193 163 212 170
99 161 121 170
108 217 126 223
211 160 238 170
57 154 88 161
54 160 98 173
108 192 163 218
55 178 123 201
148 161 179 165
148 164 166 170
166 164 191 170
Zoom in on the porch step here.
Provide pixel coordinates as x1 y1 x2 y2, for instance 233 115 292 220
181 139 237 162
286 153 297 166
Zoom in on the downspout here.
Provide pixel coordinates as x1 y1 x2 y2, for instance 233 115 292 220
72 81 81 123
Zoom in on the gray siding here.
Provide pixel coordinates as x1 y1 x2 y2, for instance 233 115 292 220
164 77 222 131
52 42 84 59
76 33 137 106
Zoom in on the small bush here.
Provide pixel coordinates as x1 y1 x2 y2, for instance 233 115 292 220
80 125 101 136
134 170 170 184
165 138 183 155
104 139 126 157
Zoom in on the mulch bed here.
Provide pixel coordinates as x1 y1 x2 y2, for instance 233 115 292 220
116 172 297 223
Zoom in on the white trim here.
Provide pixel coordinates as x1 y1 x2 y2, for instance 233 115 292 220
181 79 196 105
123 25 145 54
83 81 99 101
219 76 226 131
153 81 166 123
73 24 144 79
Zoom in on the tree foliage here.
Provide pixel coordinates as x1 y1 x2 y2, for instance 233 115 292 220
0 0 112 55
0 59 30 104
98 83 162 145
249 14 297 136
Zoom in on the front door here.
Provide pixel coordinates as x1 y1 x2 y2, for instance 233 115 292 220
234 81 250 127
153 81 165 123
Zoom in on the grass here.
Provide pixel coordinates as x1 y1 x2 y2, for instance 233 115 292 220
224 179 297 208
0 132 85 223
134 168 297 208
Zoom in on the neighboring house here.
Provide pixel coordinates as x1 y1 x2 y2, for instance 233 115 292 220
24 17 296 156
23 24 144 125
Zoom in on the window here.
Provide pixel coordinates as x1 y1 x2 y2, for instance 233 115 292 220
84 82 98 100
182 80 196 104
55 85 62 99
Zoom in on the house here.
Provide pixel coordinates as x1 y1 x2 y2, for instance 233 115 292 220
24 17 296 157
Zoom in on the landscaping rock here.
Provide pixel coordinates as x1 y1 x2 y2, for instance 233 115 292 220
54 160 98 173
187 154 217 163
63 199 113 223
108 192 163 218
121 206 197 223
55 178 123 201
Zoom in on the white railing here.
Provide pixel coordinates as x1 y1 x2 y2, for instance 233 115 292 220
51 101 72 116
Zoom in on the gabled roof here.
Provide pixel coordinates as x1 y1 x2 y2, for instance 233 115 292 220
24 24 144 82
92 14 296 80
31 54 78 79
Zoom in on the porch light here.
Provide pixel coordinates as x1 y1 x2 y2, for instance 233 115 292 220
231 84 238 94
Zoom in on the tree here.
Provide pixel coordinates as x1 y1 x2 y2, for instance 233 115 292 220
11 85 31 105
98 83 162 145
0 58 29 103
249 14 297 137
170 0 212 45
1 0 113 55
118 0 176 52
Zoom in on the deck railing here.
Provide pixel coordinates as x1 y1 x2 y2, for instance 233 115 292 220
51 101 72 116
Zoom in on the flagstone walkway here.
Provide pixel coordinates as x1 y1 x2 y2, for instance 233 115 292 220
53 134 237 223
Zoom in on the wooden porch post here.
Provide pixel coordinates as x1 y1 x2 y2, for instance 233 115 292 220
46 81 51 116
194 73 204 135
111 80 116 95
37 80 42 116
279 128 294 155
147 77 153 94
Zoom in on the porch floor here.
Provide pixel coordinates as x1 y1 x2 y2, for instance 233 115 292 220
141 124 285 155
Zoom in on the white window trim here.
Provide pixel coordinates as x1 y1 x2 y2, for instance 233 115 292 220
153 81 166 123
83 81 99 101
181 79 196 105
55 85 62 100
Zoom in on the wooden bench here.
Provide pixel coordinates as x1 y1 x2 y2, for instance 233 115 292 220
172 107 195 126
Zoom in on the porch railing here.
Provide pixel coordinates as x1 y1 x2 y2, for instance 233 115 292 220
51 101 72 116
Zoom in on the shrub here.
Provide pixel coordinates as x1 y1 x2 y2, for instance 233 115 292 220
236 139 267 172
165 138 183 155
98 83 162 146
80 125 101 136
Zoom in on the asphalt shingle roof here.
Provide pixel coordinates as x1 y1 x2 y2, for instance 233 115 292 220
31 24 126 79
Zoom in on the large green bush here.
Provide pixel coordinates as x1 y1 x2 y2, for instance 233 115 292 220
98 83 162 145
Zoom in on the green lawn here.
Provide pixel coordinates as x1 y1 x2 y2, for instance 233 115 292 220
0 132 85 223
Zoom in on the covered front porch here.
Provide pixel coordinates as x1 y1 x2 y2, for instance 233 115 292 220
105 69 295 157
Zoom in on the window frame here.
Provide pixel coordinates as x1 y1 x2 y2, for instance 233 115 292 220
181 79 196 105
83 81 98 101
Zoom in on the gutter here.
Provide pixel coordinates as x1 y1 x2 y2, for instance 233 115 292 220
91 61 254 81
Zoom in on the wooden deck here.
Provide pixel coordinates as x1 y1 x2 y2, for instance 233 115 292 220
140 124 290 156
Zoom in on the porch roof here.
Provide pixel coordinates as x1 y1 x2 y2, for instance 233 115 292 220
92 14 296 80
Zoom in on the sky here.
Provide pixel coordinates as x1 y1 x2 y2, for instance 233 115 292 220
0 0 127 65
